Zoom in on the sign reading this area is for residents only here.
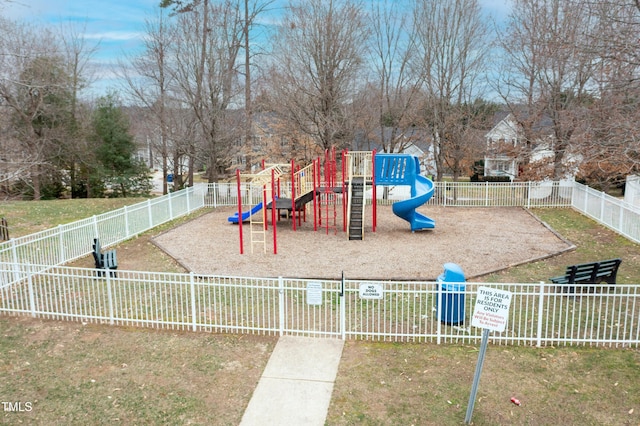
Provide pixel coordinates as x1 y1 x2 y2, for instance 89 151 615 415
471 286 513 332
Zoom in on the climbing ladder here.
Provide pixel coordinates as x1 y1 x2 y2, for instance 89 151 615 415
319 189 338 235
316 149 338 235
247 165 284 253
345 151 373 240
348 177 365 240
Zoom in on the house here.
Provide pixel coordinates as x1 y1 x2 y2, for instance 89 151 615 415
352 126 436 176
483 112 519 179
483 112 563 181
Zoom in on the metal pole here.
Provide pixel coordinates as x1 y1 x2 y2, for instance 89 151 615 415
465 328 490 424
291 158 296 231
236 169 244 254
272 168 277 254
372 150 377 232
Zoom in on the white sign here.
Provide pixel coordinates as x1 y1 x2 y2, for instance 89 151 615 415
471 286 513 332
359 283 384 300
306 281 323 305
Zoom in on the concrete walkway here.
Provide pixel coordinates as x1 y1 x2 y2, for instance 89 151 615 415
240 336 344 426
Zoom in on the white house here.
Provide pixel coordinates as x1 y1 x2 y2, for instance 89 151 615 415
483 112 575 181
484 113 520 179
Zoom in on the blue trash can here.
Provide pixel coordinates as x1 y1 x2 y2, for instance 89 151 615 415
167 174 174 183
437 263 466 325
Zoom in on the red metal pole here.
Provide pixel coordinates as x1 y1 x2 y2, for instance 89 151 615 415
291 158 296 231
313 158 318 231
331 146 336 188
272 168 277 254
297 165 302 227
236 169 244 254
372 149 377 233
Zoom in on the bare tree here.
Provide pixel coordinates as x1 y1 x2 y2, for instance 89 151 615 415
269 0 369 152
57 20 100 197
121 8 177 194
575 0 640 190
0 19 70 199
358 0 423 154
496 0 599 181
163 0 244 182
412 0 491 181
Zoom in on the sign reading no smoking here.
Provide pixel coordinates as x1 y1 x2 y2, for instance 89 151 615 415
471 286 513 332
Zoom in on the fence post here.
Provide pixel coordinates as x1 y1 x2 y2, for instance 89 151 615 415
10 239 21 281
57 225 65 264
124 205 130 238
436 283 442 345
186 187 191 213
213 183 218 208
527 181 532 209
485 181 489 207
27 267 36 318
147 199 153 229
536 282 545 347
443 182 447 207
168 191 174 220
340 274 346 340
278 276 285 337
106 271 114 325
92 215 99 239
190 272 197 332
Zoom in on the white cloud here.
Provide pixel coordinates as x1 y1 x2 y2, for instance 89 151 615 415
84 31 144 42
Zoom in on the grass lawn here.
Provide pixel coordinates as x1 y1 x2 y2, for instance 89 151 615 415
1 198 149 238
1 199 639 425
481 208 640 284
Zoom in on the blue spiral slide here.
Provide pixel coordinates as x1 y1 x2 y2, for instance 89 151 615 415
375 154 435 231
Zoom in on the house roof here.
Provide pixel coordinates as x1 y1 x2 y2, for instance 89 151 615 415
352 126 432 154
486 110 555 140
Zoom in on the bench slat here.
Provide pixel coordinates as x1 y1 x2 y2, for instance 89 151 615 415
550 259 621 294
92 238 118 277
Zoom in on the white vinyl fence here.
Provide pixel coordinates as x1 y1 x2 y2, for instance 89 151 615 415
1 180 640 347
1 264 638 347
625 175 640 210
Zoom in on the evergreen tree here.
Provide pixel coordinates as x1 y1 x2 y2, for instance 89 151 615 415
91 93 152 197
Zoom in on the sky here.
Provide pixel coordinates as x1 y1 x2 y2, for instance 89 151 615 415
2 0 512 98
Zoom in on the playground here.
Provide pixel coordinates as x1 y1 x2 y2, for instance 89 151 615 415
149 151 571 279
153 204 572 280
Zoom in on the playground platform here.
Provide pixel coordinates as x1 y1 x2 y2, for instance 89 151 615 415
240 336 344 425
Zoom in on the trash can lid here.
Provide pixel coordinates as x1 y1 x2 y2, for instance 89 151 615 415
441 262 465 283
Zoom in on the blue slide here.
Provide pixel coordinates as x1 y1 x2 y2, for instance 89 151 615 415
228 202 263 224
375 154 435 231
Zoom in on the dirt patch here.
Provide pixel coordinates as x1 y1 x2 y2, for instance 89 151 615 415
152 206 573 280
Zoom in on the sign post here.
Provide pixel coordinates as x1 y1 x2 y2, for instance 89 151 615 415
465 286 513 424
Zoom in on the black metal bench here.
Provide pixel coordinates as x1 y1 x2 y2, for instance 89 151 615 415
92 238 118 277
0 217 9 241
550 258 621 294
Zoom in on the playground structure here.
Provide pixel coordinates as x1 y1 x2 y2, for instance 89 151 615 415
229 150 436 253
